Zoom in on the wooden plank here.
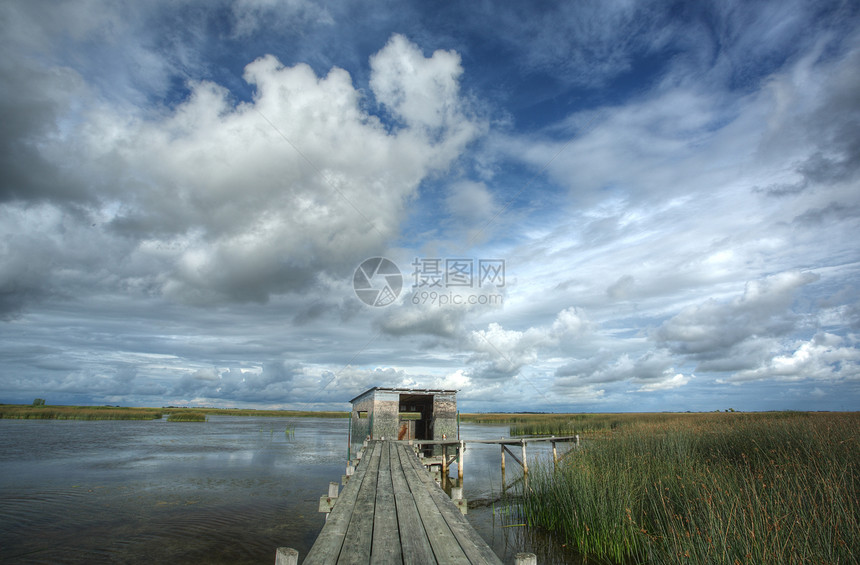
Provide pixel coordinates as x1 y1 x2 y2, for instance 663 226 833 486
338 441 382 564
370 442 402 564
399 444 502 565
304 442 378 565
390 445 436 565
396 444 470 564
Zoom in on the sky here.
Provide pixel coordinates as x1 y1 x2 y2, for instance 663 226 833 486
1 0 859 413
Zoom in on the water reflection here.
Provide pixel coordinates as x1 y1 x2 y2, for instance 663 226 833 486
0 418 580 564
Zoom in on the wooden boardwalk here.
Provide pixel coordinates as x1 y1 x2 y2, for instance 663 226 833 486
299 440 503 565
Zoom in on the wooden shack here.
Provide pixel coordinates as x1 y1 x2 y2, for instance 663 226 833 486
349 387 457 454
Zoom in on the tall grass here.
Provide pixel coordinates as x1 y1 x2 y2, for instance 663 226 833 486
514 412 859 564
0 404 163 420
0 404 348 420
166 412 207 422
461 411 692 436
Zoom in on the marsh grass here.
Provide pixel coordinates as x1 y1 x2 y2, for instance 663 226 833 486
0 404 163 420
0 404 347 421
513 412 859 564
166 412 207 422
461 412 686 437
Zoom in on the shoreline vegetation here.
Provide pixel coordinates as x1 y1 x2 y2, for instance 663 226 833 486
0 404 349 420
1 405 856 562
511 411 859 564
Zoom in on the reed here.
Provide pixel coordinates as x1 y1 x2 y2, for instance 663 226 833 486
0 404 348 420
460 411 682 436
514 412 859 564
166 412 207 422
0 404 163 420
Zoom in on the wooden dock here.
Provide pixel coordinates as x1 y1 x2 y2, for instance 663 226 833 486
285 440 504 565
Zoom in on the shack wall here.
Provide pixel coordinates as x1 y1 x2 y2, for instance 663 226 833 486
350 390 375 451
371 390 400 440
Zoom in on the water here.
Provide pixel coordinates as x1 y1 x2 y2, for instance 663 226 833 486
0 417 580 564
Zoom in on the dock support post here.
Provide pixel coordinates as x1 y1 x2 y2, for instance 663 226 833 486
521 439 528 476
450 485 467 514
442 444 448 479
318 482 339 516
275 547 299 565
515 552 537 565
457 440 464 482
551 436 558 470
500 444 506 492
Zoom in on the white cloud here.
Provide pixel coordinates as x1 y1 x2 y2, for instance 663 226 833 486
2 35 484 308
638 373 691 392
231 0 334 37
1 1 859 412
725 333 860 383
445 180 496 223
656 271 820 356
370 34 464 131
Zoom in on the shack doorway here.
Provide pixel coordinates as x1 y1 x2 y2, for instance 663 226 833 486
397 393 433 441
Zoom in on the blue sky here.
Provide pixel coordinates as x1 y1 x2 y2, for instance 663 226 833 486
1 0 859 412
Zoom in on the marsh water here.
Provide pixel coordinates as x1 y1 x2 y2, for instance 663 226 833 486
0 417 581 564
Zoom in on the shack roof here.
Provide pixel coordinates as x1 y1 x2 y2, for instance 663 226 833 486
349 387 458 404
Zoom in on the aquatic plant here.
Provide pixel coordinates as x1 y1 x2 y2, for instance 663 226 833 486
514 412 859 564
0 404 163 420
166 412 207 422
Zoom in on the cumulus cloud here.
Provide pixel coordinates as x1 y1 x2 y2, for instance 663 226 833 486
2 1 858 412
656 271 820 357
377 306 466 338
723 333 860 383
554 348 691 393
465 307 590 379
1 34 484 309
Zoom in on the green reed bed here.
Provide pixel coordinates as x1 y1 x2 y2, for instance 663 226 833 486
166 412 207 422
161 407 348 418
0 404 163 420
515 412 859 564
461 411 691 437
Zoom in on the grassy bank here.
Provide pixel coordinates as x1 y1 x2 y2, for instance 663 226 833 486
0 404 348 421
514 412 859 564
166 412 207 422
461 411 684 436
162 407 348 418
0 404 163 420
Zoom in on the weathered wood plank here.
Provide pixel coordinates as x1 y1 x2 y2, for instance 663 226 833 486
390 445 436 565
396 444 470 564
304 441 503 565
337 441 381 565
400 444 503 565
303 442 377 565
371 442 402 564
